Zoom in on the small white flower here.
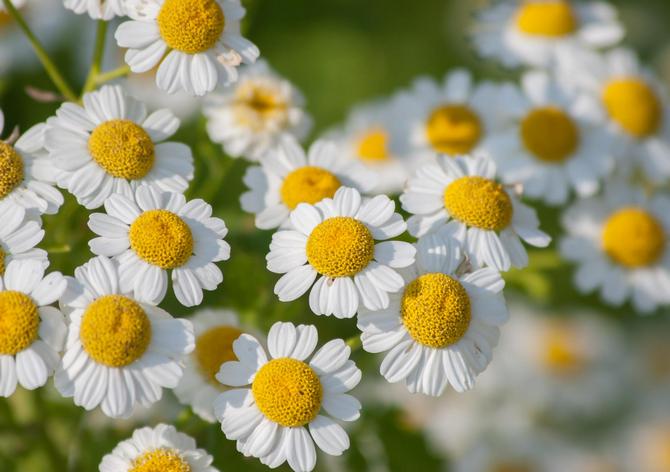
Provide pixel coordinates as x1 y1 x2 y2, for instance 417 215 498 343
0 202 48 271
63 0 125 19
214 321 361 472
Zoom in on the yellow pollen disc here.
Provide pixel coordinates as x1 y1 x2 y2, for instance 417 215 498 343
425 105 482 155
602 207 665 268
130 448 192 472
280 166 342 210
306 217 374 278
157 0 225 54
602 78 662 138
252 357 323 427
444 176 513 231
233 82 288 130
0 11 11 28
357 128 391 162
0 141 24 200
129 210 194 269
401 273 471 348
88 120 155 180
195 325 243 385
80 295 152 367
516 0 577 37
541 326 585 375
520 106 579 162
0 291 39 355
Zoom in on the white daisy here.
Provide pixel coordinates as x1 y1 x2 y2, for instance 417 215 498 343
241 136 377 230
88 185 231 307
0 259 66 397
0 201 48 271
472 0 624 68
559 181 670 313
204 59 313 161
63 0 125 19
116 0 260 96
99 423 217 472
44 85 194 210
400 153 551 272
266 186 416 318
56 256 195 418
214 321 361 472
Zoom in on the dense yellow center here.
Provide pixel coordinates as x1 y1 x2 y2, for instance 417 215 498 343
280 166 342 210
602 207 665 268
541 326 585 375
516 1 577 37
401 273 471 348
129 210 194 269
306 217 374 278
0 291 39 355
602 78 662 138
195 325 243 385
252 357 323 427
357 128 391 162
520 106 579 162
233 82 288 130
130 448 192 472
0 141 24 199
80 295 152 367
88 120 155 180
444 176 513 231
425 105 482 155
157 0 224 54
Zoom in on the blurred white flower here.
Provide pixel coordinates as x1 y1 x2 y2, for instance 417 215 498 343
63 0 125 19
0 201 47 271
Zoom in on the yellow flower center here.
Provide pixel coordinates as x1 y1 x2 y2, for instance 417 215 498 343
306 217 374 278
252 357 323 427
233 82 288 130
130 448 192 472
280 166 342 210
0 11 12 28
541 325 585 375
157 0 225 54
0 141 24 200
515 0 577 37
520 106 579 162
80 295 152 367
195 325 243 386
357 128 391 162
444 176 513 231
88 120 155 180
0 291 39 355
602 78 662 138
602 207 665 268
425 105 482 155
129 210 194 269
401 273 471 349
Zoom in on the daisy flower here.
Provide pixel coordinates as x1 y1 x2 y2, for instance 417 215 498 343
559 181 670 313
0 202 48 271
490 70 614 205
63 0 125 19
266 187 415 318
214 321 361 472
472 0 624 68
204 59 313 161
241 137 377 230
100 423 217 472
56 256 195 418
116 0 260 96
400 153 551 272
44 85 194 210
88 185 231 307
0 259 66 397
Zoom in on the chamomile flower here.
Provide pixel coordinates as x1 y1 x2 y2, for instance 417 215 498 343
266 187 415 318
214 321 361 472
0 202 47 272
559 182 670 313
0 259 66 397
116 0 260 96
99 423 217 472
400 153 551 272
56 256 195 418
63 0 125 20
88 186 230 307
204 60 312 161
472 0 624 68
241 137 377 230
490 70 614 205
358 226 508 395
44 85 193 210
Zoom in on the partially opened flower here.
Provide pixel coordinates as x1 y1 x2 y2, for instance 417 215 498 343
214 321 361 472
0 202 48 271
63 0 125 19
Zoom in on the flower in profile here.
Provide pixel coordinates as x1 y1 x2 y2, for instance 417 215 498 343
0 202 48 271
117 0 260 96
63 0 125 19
215 321 361 472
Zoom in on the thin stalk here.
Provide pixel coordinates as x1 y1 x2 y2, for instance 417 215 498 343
94 65 132 85
81 20 108 96
346 334 362 350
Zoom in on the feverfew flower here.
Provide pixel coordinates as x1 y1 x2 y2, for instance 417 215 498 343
63 0 125 20
0 202 48 271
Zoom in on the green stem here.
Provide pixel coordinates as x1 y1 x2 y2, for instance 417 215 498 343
94 65 132 86
1 0 77 102
45 244 71 254
346 334 362 350
81 20 108 96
